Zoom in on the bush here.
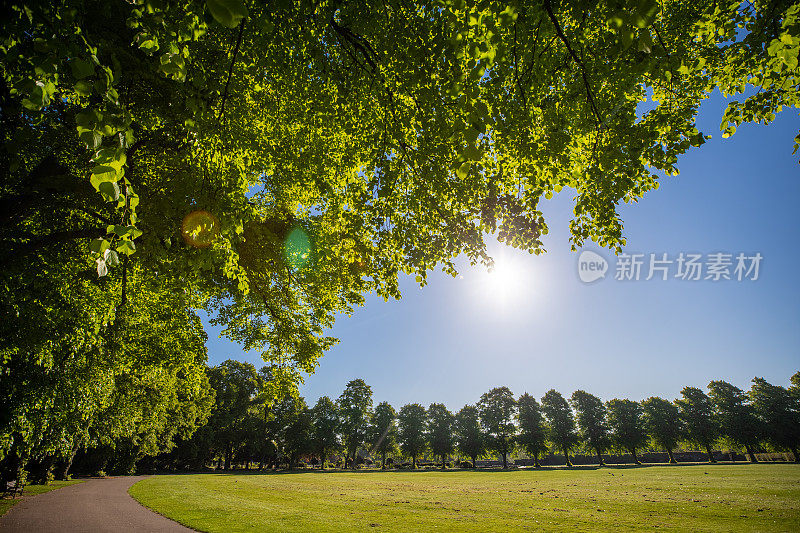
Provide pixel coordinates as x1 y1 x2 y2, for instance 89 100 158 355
460 461 473 468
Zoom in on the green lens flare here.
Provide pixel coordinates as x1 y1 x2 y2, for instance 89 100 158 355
283 227 311 269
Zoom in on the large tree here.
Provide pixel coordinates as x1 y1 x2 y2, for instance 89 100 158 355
477 387 517 469
398 403 427 469
641 397 682 464
750 377 800 461
336 379 372 469
708 380 761 462
570 390 610 466
427 403 455 469
369 401 398 469
606 399 648 464
676 387 719 462
516 393 547 467
205 360 260 471
311 396 340 469
3 0 799 477
541 389 579 466
454 405 485 468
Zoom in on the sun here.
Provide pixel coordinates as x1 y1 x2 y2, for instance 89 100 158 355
482 258 525 308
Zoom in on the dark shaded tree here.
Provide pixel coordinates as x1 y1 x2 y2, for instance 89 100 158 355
516 394 548 467
606 399 647 464
750 377 800 462
641 397 682 463
427 404 455 469
311 396 340 469
541 389 579 466
337 379 373 469
477 387 517 469
570 390 610 466
454 405 485 468
708 380 761 462
398 404 427 469
676 387 719 462
369 402 398 469
207 360 260 470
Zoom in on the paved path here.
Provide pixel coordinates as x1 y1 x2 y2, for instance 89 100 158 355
0 476 193 532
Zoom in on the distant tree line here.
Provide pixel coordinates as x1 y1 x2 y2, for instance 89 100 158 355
157 364 800 471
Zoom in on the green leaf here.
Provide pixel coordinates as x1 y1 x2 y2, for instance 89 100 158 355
462 144 483 161
74 80 93 96
70 58 95 80
116 240 136 256
98 181 120 202
79 130 102 150
104 249 120 266
90 238 110 254
206 0 248 28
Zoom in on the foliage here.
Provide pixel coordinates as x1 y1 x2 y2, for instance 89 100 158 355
541 389 579 465
641 396 682 463
426 403 455 468
454 405 484 467
708 380 761 461
477 386 517 468
368 401 397 469
750 377 800 461
3 0 799 423
516 393 547 466
397 403 427 469
676 387 719 462
570 390 610 465
310 396 340 469
337 379 372 468
606 399 647 463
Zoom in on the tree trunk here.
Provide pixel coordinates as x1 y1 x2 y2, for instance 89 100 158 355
320 447 326 470
502 452 507 469
595 447 604 466
381 451 386 470
59 445 79 480
705 444 716 463
667 448 677 464
471 454 477 468
631 448 640 465
791 446 799 463
563 446 572 467
533 453 540 468
224 442 232 470
412 454 417 469
441 454 446 470
744 445 758 463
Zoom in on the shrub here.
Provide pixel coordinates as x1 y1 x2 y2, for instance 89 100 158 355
460 461 473 468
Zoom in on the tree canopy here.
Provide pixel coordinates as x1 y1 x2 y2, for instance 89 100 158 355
3 0 799 397
2 0 799 477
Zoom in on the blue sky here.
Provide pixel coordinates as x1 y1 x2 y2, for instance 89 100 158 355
205 92 799 411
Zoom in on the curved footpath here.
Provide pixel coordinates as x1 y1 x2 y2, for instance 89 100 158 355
0 476 192 532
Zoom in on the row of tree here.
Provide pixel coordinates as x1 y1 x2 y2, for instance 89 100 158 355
161 363 800 471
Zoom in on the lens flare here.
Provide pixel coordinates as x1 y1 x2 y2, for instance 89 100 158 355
283 227 311 269
181 210 220 248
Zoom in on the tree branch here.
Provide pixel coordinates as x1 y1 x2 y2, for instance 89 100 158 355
543 0 603 126
218 19 247 121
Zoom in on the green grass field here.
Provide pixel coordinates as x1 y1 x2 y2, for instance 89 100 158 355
0 479 84 516
129 464 800 532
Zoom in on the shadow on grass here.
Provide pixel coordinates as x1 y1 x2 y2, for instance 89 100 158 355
154 460 791 477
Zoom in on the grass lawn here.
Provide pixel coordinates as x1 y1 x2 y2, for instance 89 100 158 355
0 479 84 516
129 464 800 532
